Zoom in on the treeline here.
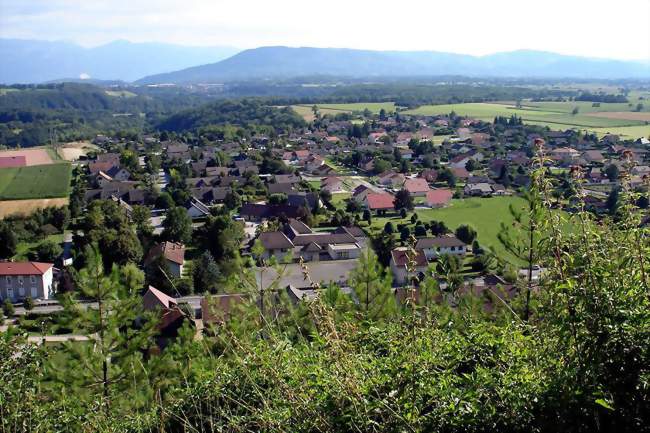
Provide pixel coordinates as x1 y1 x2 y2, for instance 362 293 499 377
156 99 306 133
575 92 629 103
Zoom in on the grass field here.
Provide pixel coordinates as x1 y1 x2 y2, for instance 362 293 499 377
403 102 650 139
0 164 71 200
367 196 542 263
105 90 137 98
13 233 64 261
291 102 397 120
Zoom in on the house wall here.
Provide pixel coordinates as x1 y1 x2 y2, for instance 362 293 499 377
0 268 52 302
167 261 183 278
326 245 361 260
422 245 466 261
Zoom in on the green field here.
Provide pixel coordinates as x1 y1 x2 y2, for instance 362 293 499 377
0 164 72 200
367 196 557 263
403 102 650 139
292 102 397 119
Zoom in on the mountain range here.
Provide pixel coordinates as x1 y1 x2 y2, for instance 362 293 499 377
2 39 649 84
0 39 239 84
137 46 650 84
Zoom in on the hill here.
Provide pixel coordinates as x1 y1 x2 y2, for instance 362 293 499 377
0 38 239 84
137 47 650 84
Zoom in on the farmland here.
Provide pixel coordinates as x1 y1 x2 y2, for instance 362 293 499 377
291 102 397 120
403 102 650 138
0 197 69 219
0 163 71 200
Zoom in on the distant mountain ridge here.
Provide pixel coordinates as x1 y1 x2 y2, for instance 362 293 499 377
0 39 239 84
138 46 650 84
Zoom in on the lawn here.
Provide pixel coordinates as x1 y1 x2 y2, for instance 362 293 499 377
330 192 351 210
0 163 72 200
13 233 64 261
368 196 532 263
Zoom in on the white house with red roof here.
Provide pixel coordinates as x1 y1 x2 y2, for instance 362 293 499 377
144 242 186 278
425 189 454 208
0 261 54 302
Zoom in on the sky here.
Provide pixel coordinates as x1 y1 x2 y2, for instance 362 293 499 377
1 0 649 61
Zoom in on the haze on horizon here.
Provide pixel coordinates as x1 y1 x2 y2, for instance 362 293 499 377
1 0 649 62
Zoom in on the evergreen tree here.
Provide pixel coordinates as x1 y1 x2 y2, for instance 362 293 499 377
162 206 193 244
349 249 396 320
48 245 158 413
193 251 221 293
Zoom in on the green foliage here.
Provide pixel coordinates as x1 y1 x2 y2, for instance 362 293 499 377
455 224 477 244
162 206 192 244
22 296 35 311
3 298 15 316
349 249 396 320
192 251 221 293
394 188 414 211
0 221 18 258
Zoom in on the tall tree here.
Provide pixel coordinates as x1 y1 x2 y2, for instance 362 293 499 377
162 206 192 244
349 249 396 320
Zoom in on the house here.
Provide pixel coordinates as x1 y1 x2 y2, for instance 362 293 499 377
415 236 467 260
582 150 604 164
321 176 344 193
201 294 247 325
464 183 493 197
450 167 470 180
390 248 428 286
377 171 406 188
425 189 453 208
105 166 131 181
364 193 395 214
185 198 210 219
144 242 186 278
419 169 438 183
352 185 373 204
240 203 303 222
403 178 430 197
449 154 472 169
0 262 54 302
257 220 364 262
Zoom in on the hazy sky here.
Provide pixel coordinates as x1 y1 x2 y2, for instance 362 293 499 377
1 0 649 60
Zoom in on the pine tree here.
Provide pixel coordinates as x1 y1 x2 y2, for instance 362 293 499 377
48 245 158 413
349 249 396 320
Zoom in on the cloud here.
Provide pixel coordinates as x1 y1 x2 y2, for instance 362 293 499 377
1 0 649 60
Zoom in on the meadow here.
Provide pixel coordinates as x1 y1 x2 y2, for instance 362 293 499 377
292 102 397 120
366 196 538 263
0 163 72 200
403 102 650 139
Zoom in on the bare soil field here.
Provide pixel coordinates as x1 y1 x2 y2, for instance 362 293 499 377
0 197 69 219
585 112 650 122
0 148 53 166
57 141 100 161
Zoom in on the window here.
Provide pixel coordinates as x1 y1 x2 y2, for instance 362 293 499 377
5 276 10 285
18 276 24 285
30 275 37 284
18 286 24 297
338 251 350 259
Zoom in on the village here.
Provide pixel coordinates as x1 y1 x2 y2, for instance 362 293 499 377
2 105 648 342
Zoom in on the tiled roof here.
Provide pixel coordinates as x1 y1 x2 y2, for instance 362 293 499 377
426 189 453 205
0 261 52 276
415 236 466 249
366 193 395 210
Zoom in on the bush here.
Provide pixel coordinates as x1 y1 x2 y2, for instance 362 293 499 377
2 298 15 317
23 296 35 311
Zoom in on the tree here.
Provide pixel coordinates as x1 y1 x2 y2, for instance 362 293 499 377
635 103 644 112
430 220 449 236
465 159 478 171
394 189 414 211
269 193 288 205
606 187 620 215
455 224 477 244
399 226 411 242
193 251 221 293
319 189 332 204
349 249 396 320
131 205 153 240
49 245 157 412
162 206 192 244
399 208 407 219
156 192 175 209
572 107 580 115
384 222 395 234
438 168 457 187
414 224 427 237
22 296 35 311
33 239 62 262
362 209 372 223
604 164 619 181
371 231 396 267
224 190 242 210
195 215 245 272
0 222 18 259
